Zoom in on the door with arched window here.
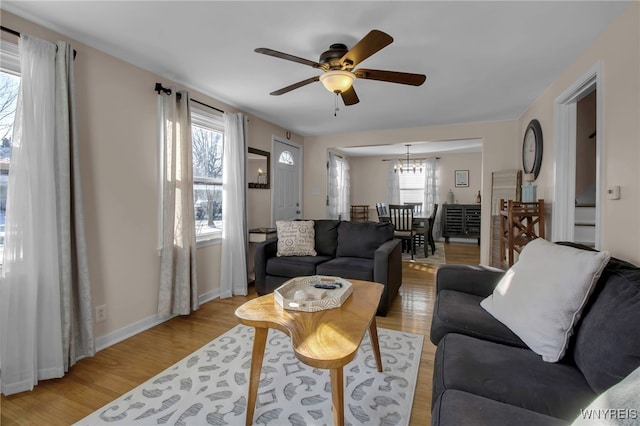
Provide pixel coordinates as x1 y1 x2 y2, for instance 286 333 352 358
272 137 302 224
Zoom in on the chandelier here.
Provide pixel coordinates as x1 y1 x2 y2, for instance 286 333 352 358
394 144 423 174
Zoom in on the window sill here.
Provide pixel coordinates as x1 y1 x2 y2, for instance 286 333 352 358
197 232 222 248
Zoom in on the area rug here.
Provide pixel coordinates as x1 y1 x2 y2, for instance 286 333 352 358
401 241 446 266
75 324 423 426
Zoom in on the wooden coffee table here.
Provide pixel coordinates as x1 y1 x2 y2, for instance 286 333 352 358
235 279 384 426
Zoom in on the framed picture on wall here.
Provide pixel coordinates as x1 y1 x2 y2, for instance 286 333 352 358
455 170 469 187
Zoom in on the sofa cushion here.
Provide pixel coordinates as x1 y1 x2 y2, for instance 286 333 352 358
432 390 570 426
433 333 596 421
480 238 610 362
266 255 332 278
276 220 316 257
570 256 640 393
430 289 526 348
313 219 341 257
316 257 374 281
335 221 394 259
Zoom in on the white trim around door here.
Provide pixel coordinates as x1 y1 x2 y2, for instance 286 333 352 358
552 62 603 249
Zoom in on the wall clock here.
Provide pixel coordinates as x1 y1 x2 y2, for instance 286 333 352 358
522 119 543 179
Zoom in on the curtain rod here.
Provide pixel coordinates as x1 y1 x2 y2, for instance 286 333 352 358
1 25 77 59
154 82 224 114
1 25 20 38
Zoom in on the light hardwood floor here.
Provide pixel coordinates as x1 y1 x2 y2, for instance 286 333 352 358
1 242 480 426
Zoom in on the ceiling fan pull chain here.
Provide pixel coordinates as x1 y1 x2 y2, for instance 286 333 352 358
334 93 340 117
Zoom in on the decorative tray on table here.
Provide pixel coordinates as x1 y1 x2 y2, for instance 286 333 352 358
274 275 353 312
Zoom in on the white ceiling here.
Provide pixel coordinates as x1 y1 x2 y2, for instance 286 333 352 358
3 1 629 141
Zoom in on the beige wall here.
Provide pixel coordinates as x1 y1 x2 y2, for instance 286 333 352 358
304 121 519 265
348 151 482 220
438 152 483 205
518 2 640 264
1 11 300 344
344 155 383 220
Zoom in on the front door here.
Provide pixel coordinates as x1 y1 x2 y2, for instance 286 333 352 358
272 138 302 224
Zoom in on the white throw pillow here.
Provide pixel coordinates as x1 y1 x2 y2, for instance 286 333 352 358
480 239 610 362
276 220 317 257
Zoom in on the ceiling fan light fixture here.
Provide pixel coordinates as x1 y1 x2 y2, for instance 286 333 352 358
319 70 354 93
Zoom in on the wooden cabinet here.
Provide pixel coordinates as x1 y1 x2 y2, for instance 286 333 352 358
350 205 369 222
443 204 481 244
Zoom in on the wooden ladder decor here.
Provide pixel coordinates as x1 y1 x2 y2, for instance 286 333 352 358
499 199 545 268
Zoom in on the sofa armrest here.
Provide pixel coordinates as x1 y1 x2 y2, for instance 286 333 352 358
373 238 402 316
254 239 278 295
436 264 505 298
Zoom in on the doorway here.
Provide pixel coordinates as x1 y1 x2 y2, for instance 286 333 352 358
271 137 302 224
574 89 597 246
553 63 602 248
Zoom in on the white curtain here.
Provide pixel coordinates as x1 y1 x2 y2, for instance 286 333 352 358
423 157 441 237
1 35 94 396
387 161 400 205
220 112 248 298
327 152 350 220
158 90 198 317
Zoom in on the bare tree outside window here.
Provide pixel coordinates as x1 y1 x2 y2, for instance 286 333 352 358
0 71 20 252
191 111 224 240
0 72 19 156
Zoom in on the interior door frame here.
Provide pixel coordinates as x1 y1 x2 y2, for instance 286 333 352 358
270 136 303 226
552 61 602 248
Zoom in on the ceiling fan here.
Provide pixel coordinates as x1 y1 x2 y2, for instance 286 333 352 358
255 30 426 106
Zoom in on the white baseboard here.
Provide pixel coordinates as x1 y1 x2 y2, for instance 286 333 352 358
95 288 222 352
198 288 220 305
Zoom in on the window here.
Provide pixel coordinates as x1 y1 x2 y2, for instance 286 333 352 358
191 107 224 242
278 150 294 165
0 40 20 258
398 168 425 206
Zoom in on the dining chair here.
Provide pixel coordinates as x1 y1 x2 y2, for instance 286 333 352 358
405 203 425 249
376 202 389 222
404 202 423 215
389 204 416 259
427 204 439 255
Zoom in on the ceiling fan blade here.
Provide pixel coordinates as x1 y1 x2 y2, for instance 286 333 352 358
269 76 320 96
354 69 426 86
255 48 321 68
340 86 360 106
340 30 393 68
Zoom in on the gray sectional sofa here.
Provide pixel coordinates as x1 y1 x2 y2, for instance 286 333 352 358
254 219 402 316
429 242 640 425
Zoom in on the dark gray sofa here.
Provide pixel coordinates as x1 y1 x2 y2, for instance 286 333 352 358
430 243 640 425
254 219 402 316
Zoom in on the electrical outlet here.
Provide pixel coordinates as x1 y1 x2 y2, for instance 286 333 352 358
95 304 107 323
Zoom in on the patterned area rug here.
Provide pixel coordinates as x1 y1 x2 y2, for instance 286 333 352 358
401 241 446 266
75 324 423 426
